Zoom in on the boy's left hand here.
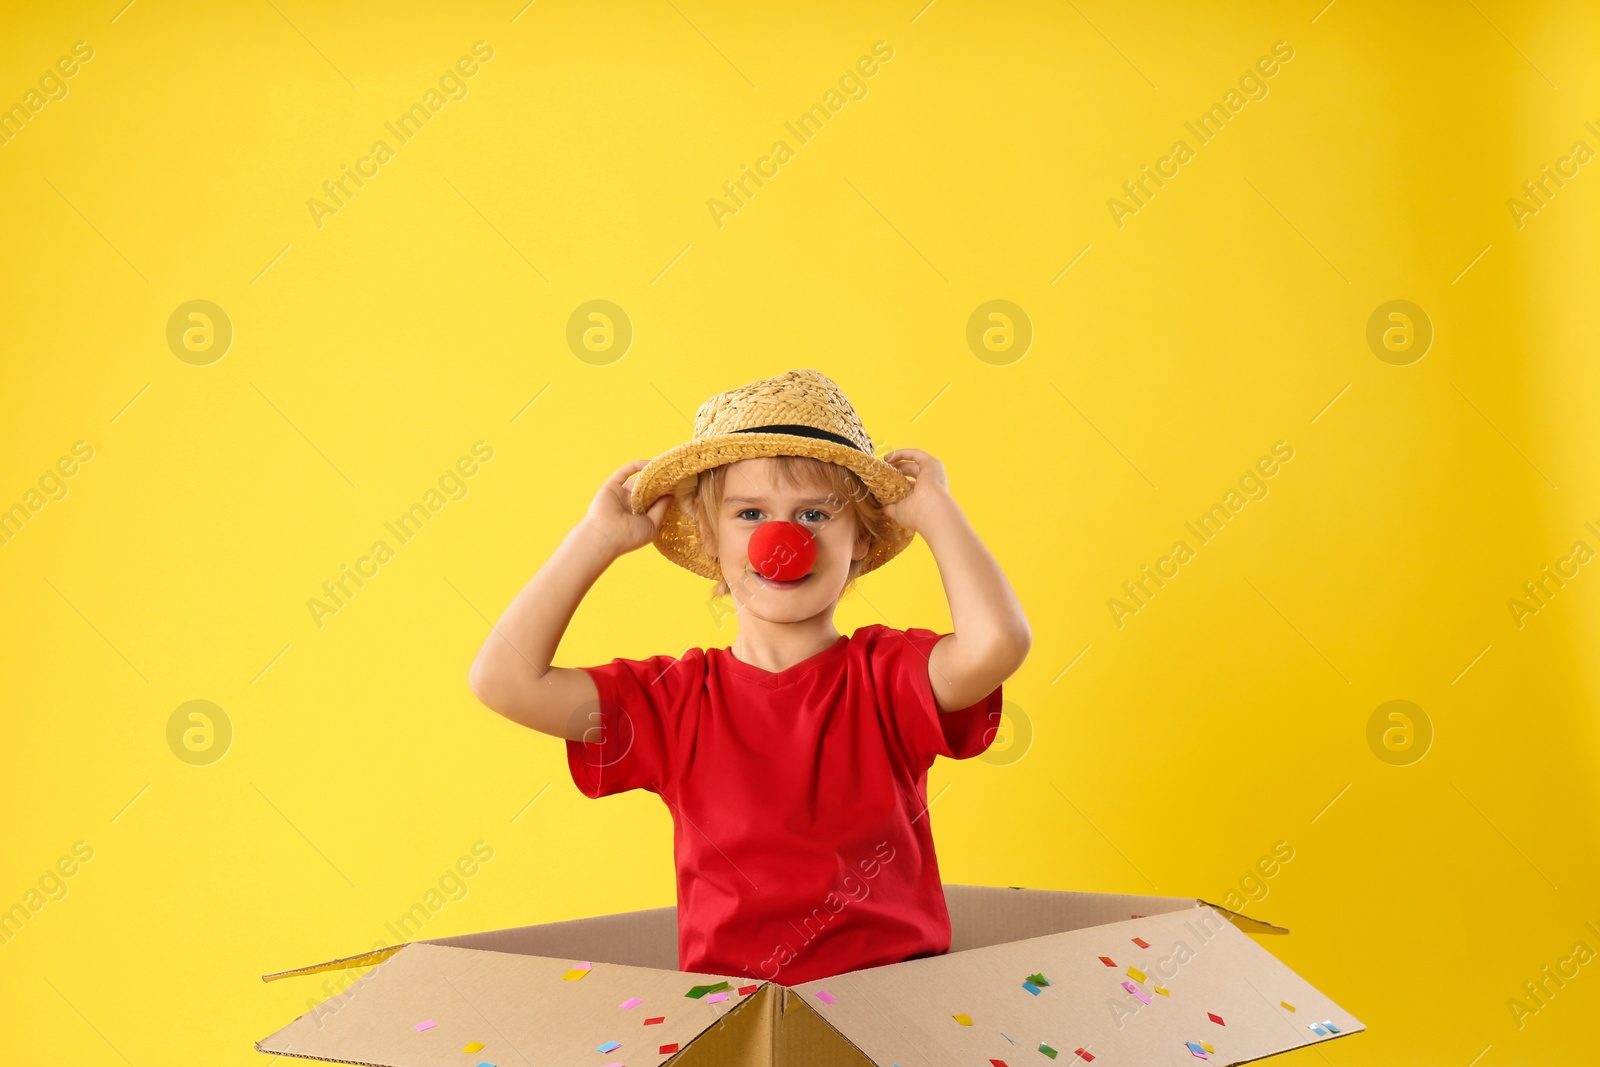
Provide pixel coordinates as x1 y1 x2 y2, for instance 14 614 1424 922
881 448 955 534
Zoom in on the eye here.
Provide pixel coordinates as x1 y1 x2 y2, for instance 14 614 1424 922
736 508 762 521
800 509 830 524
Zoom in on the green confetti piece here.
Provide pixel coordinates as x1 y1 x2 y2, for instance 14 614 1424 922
1027 973 1051 987
685 981 731 999
1039 1043 1059 1059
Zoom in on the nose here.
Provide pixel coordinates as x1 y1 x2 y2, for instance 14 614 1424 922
748 520 817 581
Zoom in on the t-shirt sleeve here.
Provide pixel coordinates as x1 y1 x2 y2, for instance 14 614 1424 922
564 651 699 799
879 627 1003 772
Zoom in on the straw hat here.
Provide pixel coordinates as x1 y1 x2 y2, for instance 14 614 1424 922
629 368 915 582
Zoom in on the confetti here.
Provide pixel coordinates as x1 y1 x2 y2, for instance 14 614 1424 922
475 1062 496 1067
990 1061 1010 1067
1098 956 1116 967
1200 1041 1215 1054
1309 1023 1329 1036
1022 981 1042 996
1321 1020 1341 1034
706 992 729 1003
685 981 730 999
1280 1001 1296 1012
1126 967 1147 983
1026 972 1051 987
738 984 759 995
1207 1012 1225 1026
1038 1042 1059 1059
1120 981 1150 1004
660 1043 680 1054
644 1016 665 1025
1001 1032 1018 1045
1132 937 1150 948
414 1020 436 1032
596 1040 621 1053
953 1013 973 1026
1074 1049 1094 1062
561 967 591 981
1186 1040 1209 1059
815 990 837 1005
1154 986 1170 997
462 1042 485 1053
619 997 642 1010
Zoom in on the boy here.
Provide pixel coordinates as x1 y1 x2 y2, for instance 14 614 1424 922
468 368 1031 984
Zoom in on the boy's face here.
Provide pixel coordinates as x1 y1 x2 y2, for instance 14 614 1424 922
710 457 871 622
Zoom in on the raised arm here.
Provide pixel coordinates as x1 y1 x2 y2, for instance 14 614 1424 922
467 460 671 740
881 448 1032 712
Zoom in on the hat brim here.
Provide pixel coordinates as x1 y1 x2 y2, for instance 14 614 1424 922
629 433 916 583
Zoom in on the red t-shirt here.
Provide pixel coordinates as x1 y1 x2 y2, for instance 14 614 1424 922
565 623 1001 985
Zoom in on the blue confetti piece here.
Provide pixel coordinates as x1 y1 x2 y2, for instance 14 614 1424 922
1309 1023 1328 1036
1323 1021 1341 1034
596 1040 621 1052
1023 980 1042 995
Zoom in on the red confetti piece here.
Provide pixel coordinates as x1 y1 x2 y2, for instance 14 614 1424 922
1098 956 1116 967
1132 937 1149 948
660 1043 680 1054
1075 1049 1095 1062
738 984 759 995
990 1060 1010 1067
1208 1012 1225 1026
644 1016 665 1025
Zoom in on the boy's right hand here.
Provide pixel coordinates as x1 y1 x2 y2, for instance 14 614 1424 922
582 459 673 558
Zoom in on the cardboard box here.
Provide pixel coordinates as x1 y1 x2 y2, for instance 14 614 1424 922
257 884 1362 1066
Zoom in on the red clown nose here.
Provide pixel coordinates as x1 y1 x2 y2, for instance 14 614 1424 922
747 521 817 581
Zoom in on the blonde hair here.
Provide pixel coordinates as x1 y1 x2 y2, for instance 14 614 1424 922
673 455 895 600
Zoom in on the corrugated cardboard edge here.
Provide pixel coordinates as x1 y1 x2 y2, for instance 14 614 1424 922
248 1038 393 1067
260 944 408 983
1195 898 1290 935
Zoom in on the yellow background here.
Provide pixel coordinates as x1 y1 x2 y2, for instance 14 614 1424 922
2 1 1597 1064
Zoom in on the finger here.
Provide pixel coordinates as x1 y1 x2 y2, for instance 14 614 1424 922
610 459 648 482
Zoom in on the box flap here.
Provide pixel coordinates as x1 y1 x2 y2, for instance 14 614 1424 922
419 904 680 969
260 905 680 983
255 942 762 1067
788 905 1360 1067
944 884 1288 951
261 886 1287 984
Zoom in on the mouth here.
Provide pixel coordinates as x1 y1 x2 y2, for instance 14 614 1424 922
752 570 812 590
